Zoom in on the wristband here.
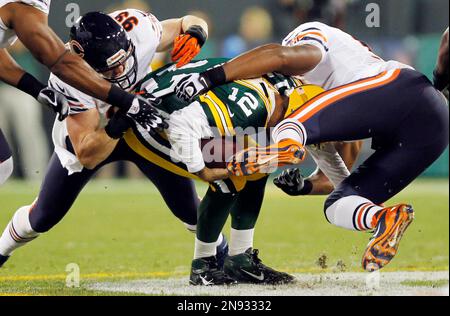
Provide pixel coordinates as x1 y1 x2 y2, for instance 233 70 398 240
298 179 313 195
203 66 226 87
16 73 46 99
106 85 135 111
185 25 208 47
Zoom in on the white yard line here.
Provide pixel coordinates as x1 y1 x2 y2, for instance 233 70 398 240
88 271 449 296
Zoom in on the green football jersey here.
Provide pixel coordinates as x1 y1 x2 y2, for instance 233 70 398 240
134 58 301 136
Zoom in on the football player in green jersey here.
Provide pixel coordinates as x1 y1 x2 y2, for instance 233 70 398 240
128 59 356 285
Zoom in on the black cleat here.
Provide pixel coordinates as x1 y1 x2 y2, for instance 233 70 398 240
190 256 236 286
0 254 9 268
216 234 229 270
224 248 295 285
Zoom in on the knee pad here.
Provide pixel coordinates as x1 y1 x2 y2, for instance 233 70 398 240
0 157 13 186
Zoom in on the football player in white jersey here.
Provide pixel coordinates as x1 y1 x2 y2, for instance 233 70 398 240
0 9 227 269
175 21 449 272
0 0 167 186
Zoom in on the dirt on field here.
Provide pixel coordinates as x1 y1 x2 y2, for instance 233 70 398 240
88 271 449 296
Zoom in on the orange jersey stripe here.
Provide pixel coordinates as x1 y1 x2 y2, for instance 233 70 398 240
293 31 328 44
288 69 401 123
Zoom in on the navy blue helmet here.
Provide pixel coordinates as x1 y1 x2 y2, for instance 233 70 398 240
69 12 138 90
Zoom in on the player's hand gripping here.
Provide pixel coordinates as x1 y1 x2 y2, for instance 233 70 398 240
125 95 168 133
37 87 70 122
171 25 207 68
175 66 227 102
273 168 306 196
175 72 212 102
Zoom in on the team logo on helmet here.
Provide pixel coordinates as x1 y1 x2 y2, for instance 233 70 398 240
107 49 128 67
70 40 85 58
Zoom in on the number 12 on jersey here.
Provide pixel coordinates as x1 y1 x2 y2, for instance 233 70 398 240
228 88 259 117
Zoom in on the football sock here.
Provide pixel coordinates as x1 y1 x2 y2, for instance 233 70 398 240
194 237 217 259
0 205 39 256
228 178 267 256
272 118 307 145
229 228 254 256
325 196 383 231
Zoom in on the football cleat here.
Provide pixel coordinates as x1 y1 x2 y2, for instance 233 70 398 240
190 256 236 286
216 234 229 270
227 140 306 176
362 204 415 272
224 248 295 285
0 254 9 268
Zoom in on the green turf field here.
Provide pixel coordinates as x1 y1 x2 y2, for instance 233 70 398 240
0 179 448 296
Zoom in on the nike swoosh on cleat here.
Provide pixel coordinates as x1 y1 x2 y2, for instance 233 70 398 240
241 269 265 281
256 155 278 165
199 275 214 286
388 226 400 248
372 226 381 240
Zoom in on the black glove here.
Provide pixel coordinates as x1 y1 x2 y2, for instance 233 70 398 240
125 95 168 132
105 112 133 139
37 87 70 121
273 168 310 196
175 66 226 102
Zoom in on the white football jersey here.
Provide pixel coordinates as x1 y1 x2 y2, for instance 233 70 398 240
49 8 163 174
282 22 413 90
0 0 51 48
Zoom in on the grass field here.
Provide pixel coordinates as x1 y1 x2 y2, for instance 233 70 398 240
0 179 448 296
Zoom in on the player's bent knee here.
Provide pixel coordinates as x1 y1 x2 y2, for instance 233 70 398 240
324 192 343 221
0 157 13 186
29 206 58 233
30 216 54 234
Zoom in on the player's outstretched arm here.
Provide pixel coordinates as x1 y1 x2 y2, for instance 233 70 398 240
274 141 362 196
174 43 322 101
0 48 26 86
0 48 70 120
304 141 362 195
223 44 322 80
9 2 165 124
10 4 113 101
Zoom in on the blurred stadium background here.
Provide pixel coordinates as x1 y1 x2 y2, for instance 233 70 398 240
1 0 448 181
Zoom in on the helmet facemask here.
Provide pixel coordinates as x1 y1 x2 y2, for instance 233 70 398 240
99 42 138 91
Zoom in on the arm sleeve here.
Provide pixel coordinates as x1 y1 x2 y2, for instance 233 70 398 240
307 143 350 187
